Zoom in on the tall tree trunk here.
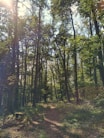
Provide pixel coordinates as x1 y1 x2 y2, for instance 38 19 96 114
50 67 58 101
63 40 70 102
70 8 79 103
89 17 98 88
56 59 64 101
56 39 70 102
22 42 27 106
80 59 86 98
92 8 104 86
0 93 2 108
33 6 41 106
12 0 19 110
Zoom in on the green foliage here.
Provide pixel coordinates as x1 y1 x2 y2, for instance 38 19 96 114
19 104 45 118
0 0 104 116
0 41 8 60
60 102 104 138
39 130 47 138
79 86 104 100
79 0 97 17
41 88 47 95
93 93 104 108
65 108 92 124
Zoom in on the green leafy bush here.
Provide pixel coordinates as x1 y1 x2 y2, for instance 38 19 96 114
93 94 104 108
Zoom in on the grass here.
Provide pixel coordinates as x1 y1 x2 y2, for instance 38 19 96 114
0 100 104 138
59 102 104 138
39 130 48 138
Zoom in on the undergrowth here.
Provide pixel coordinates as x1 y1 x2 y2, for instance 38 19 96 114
0 99 104 138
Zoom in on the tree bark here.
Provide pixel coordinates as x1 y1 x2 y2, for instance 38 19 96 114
70 8 79 103
33 6 41 106
92 8 104 86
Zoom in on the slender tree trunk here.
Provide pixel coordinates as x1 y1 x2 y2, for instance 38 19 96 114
22 42 27 106
89 17 98 87
92 8 104 86
56 59 63 101
50 67 58 101
70 8 79 103
12 0 19 110
63 41 70 102
0 93 2 108
56 39 70 102
80 59 86 98
33 6 41 106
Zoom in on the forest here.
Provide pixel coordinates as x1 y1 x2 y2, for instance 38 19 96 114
0 0 104 137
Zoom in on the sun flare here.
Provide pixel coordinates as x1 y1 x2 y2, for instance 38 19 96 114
0 0 30 16
0 0 13 9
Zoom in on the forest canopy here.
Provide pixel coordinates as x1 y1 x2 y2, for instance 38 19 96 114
0 0 104 112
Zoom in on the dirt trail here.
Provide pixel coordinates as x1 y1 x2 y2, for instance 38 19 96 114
42 105 64 138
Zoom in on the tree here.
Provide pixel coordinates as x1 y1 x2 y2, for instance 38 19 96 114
79 0 104 86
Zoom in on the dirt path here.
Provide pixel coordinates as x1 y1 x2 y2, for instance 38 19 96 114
42 105 64 138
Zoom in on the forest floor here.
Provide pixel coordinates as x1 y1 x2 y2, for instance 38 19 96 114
0 100 104 138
